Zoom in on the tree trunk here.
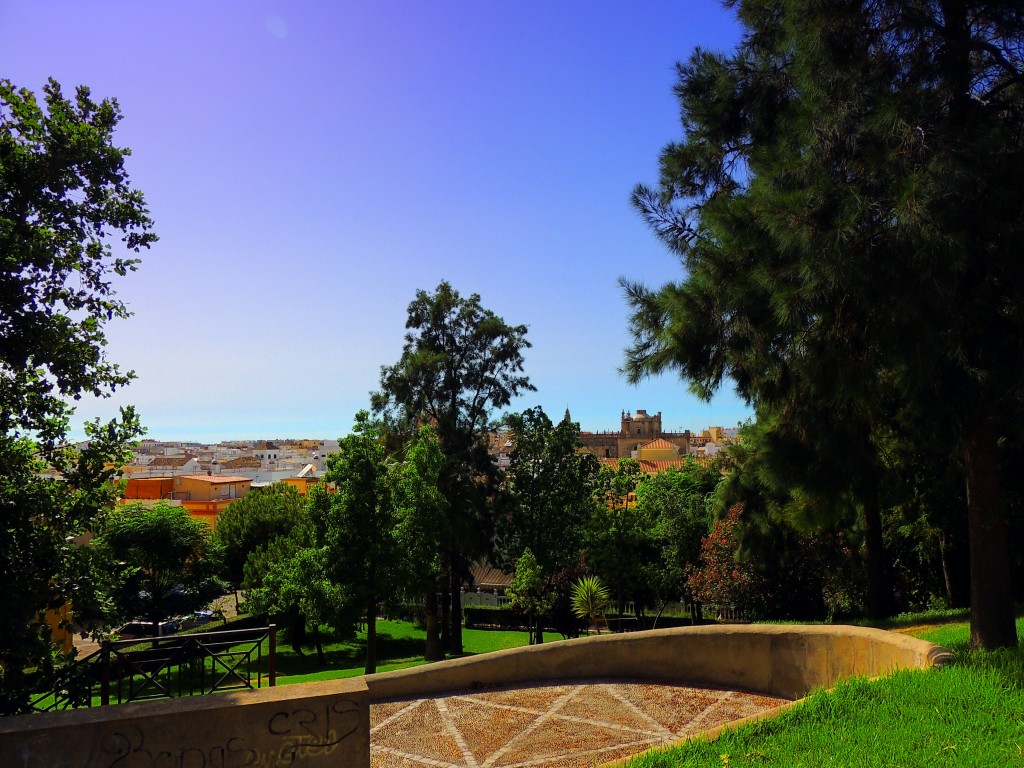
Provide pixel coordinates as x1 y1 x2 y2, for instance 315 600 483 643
449 562 463 655
862 488 894 619
535 614 544 644
939 530 970 609
653 601 667 630
312 624 325 667
365 601 377 675
423 590 443 661
964 420 1017 650
440 590 451 655
289 612 306 655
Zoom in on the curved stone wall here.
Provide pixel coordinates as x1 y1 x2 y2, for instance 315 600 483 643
367 624 952 702
0 625 951 767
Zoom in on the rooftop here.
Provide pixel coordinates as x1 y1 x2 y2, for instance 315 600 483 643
175 474 253 484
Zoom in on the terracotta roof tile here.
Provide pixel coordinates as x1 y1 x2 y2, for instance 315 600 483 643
221 456 261 469
640 438 678 451
598 458 693 475
148 456 196 467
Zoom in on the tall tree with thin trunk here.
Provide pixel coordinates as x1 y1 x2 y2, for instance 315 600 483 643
623 1 1024 648
496 407 599 643
372 281 533 654
311 412 402 674
391 426 447 662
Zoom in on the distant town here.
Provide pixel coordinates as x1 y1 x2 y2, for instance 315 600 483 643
110 409 739 529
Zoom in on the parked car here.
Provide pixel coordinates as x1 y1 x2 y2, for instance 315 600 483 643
180 610 214 631
115 619 179 640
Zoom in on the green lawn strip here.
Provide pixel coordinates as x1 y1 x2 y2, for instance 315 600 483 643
41 619 530 703
267 620 531 686
627 616 1024 767
855 607 970 631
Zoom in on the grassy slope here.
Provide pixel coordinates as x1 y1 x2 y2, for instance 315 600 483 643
629 617 1024 767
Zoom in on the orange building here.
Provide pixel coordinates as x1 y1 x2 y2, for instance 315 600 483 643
597 437 696 475
172 474 252 502
169 475 253 529
124 477 174 500
280 476 323 496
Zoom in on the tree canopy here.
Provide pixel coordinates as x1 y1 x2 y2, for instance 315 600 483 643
0 78 155 712
372 281 533 654
214 482 306 593
497 407 599 578
310 411 400 674
623 0 1024 649
497 407 599 642
94 503 225 632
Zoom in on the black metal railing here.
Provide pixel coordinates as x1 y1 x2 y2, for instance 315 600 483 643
29 624 276 712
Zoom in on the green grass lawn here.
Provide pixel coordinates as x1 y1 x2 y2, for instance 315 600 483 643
627 616 1024 767
269 620 532 685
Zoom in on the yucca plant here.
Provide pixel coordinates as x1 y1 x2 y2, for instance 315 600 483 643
570 575 610 634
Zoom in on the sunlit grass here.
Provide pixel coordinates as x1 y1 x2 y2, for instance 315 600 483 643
269 619 531 685
627 615 1024 767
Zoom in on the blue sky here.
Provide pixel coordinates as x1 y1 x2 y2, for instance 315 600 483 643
2 2 752 441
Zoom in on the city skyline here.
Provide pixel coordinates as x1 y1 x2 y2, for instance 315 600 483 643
125 414 741 446
1 2 753 441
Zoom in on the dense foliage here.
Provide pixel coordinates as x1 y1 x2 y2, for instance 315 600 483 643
496 407 598 642
0 78 155 714
623 0 1024 648
214 482 306 595
93 503 225 631
372 281 533 656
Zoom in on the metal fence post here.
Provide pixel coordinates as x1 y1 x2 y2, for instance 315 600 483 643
100 641 110 706
268 624 276 687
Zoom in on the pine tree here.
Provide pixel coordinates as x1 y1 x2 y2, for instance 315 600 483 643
624 1 1024 648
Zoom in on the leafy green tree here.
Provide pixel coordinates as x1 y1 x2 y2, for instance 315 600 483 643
309 411 399 674
586 459 654 624
246 422 446 667
372 281 533 655
94 503 225 632
389 426 447 661
0 78 155 713
506 549 555 645
244 537 339 664
623 1 1024 648
214 483 305 606
569 576 610 634
634 462 720 623
496 407 599 642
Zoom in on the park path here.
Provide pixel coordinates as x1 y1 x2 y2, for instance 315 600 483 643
370 680 787 768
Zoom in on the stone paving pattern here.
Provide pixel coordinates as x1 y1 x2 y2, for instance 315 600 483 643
370 680 787 768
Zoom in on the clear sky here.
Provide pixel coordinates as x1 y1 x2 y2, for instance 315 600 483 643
2 1 752 442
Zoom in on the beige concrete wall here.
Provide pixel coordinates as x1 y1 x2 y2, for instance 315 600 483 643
173 476 251 501
0 626 948 767
0 677 369 768
366 624 951 703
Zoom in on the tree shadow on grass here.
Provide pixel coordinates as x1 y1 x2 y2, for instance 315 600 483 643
273 633 425 676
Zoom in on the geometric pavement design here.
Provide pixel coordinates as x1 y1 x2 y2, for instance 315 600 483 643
370 680 788 768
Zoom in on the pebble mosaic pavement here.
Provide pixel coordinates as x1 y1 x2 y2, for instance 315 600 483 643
370 680 788 768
